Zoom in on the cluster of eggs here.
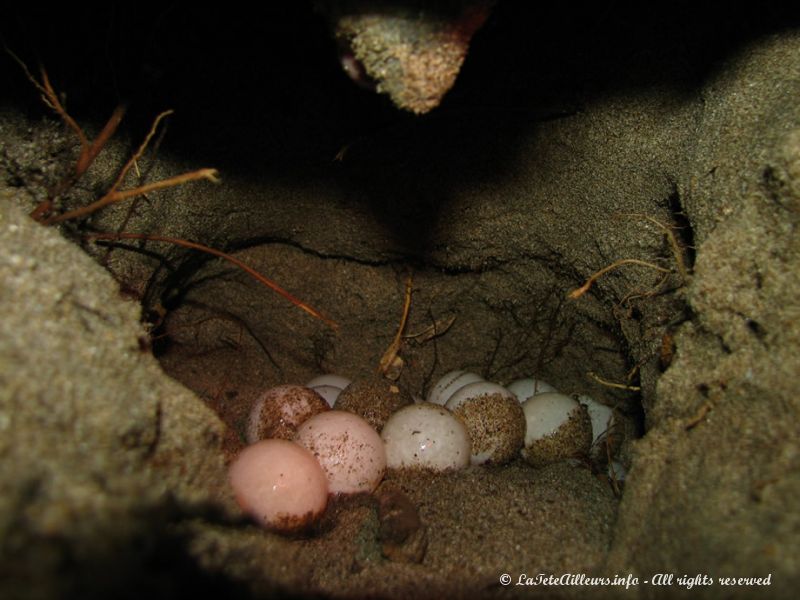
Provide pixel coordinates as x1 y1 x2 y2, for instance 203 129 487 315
229 371 624 533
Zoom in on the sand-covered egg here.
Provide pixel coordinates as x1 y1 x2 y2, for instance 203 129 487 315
426 370 484 405
334 376 412 431
381 403 471 471
306 374 352 407
246 385 329 443
294 410 386 494
445 381 525 465
521 392 592 467
229 439 328 533
507 377 558 402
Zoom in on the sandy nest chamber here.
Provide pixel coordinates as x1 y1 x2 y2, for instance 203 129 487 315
1 3 799 599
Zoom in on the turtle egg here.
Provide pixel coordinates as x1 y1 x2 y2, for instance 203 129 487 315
246 385 329 443
521 392 592 467
310 385 343 408
426 370 484 405
445 381 525 465
334 376 412 431
306 374 352 390
229 439 328 533
294 411 386 494
306 374 352 407
507 377 558 402
381 403 471 471
577 394 621 464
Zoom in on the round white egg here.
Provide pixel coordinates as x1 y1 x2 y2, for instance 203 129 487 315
507 377 558 402
577 394 623 464
577 395 614 442
520 392 592 467
426 370 484 405
310 384 342 408
381 403 471 471
306 374 352 391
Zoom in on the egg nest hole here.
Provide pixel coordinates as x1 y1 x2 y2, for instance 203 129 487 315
3 2 799 598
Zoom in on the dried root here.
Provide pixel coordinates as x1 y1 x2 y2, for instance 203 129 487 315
11 52 335 330
378 274 414 379
569 259 671 300
87 232 338 330
45 109 219 224
569 212 691 301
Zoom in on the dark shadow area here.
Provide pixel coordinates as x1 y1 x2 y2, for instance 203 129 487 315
0 495 312 600
2 1 798 254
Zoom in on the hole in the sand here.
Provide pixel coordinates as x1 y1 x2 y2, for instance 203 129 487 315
4 2 797 597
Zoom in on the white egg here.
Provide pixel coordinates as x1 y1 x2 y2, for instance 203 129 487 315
426 370 484 405
577 394 614 443
306 374 352 391
507 377 558 402
576 394 621 464
310 384 342 408
381 403 471 471
520 392 592 467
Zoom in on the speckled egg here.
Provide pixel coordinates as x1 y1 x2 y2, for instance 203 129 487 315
334 376 412 432
246 385 329 443
445 381 525 465
381 403 471 472
426 370 484 405
520 392 592 467
294 410 386 494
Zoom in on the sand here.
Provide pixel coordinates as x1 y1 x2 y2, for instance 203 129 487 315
1 3 799 599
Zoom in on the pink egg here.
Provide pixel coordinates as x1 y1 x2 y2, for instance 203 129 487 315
229 439 328 533
294 411 387 494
